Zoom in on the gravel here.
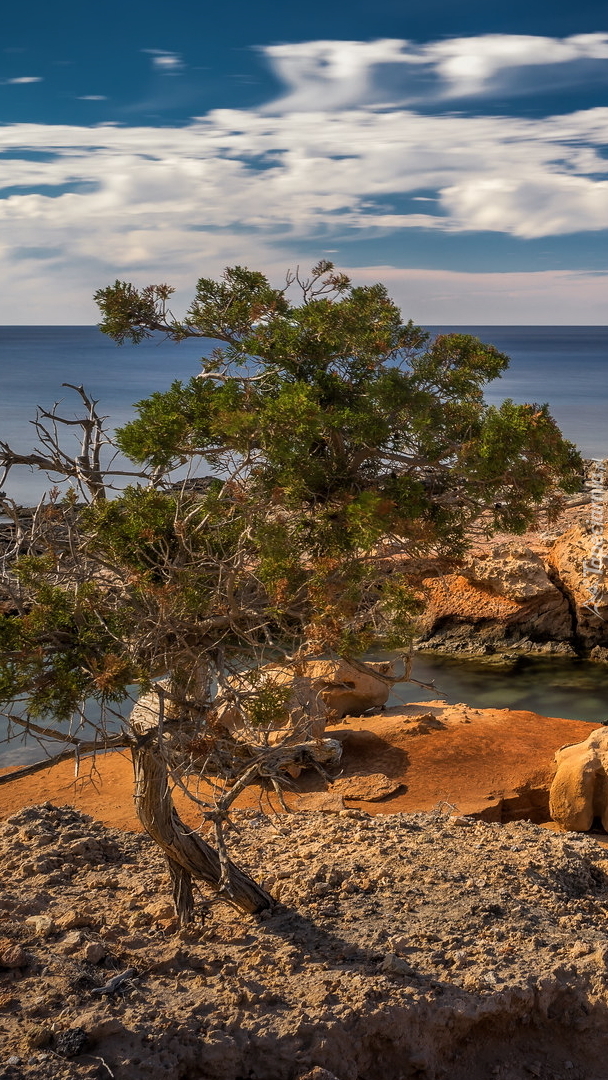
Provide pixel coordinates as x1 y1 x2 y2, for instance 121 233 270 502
1 803 608 1079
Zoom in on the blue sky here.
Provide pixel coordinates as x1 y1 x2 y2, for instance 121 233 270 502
1 0 608 322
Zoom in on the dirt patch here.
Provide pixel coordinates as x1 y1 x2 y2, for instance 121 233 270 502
2 803 608 1079
0 706 595 831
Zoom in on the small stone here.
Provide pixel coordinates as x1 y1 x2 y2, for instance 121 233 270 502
6 1055 21 1066
0 940 28 968
450 815 473 826
24 1024 52 1049
55 909 94 931
144 900 174 921
25 916 55 939
387 936 410 955
59 931 84 955
53 1027 88 1058
565 1063 574 1070
83 942 106 964
380 952 415 976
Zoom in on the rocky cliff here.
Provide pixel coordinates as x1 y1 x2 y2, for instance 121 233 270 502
408 509 608 659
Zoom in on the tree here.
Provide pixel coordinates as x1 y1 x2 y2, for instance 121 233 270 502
0 262 582 923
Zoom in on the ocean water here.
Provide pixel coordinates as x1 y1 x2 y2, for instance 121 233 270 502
0 324 607 502
1 324 608 766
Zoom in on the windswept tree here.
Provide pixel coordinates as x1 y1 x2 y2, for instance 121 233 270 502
0 262 582 923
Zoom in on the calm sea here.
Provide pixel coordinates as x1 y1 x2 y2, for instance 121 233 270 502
1 324 608 765
0 324 607 502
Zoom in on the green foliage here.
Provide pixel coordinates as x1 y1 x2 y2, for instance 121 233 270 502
1 262 583 725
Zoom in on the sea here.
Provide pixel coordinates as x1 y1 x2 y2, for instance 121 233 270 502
1 324 608 765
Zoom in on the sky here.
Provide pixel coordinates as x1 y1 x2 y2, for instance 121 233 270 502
1 0 608 323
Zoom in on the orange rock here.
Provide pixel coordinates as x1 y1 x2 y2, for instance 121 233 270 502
550 726 608 831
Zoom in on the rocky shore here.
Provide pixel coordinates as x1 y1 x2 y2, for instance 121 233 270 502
0 703 596 830
405 503 608 660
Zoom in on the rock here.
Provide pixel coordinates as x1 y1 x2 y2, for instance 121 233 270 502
55 909 94 931
69 1011 124 1040
464 544 557 601
549 523 608 648
59 931 84 955
25 915 54 938
216 658 397 743
380 952 415 976
53 1027 88 1058
0 940 28 968
144 900 175 921
415 556 572 654
387 936 410 955
330 773 403 801
550 727 608 831
83 942 106 964
24 1023 52 1049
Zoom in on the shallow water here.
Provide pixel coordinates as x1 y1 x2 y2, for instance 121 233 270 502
391 654 608 724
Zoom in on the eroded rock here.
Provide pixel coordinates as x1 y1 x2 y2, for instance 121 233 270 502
550 726 608 831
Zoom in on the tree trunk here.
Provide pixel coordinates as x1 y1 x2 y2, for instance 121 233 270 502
131 738 273 921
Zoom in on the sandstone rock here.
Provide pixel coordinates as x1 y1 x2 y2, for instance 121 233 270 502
25 915 54 938
549 523 608 648
0 940 27 968
144 900 175 921
330 773 402 801
55 909 94 931
464 544 556 601
550 727 608 831
380 952 415 976
59 931 84 955
83 942 106 964
217 658 396 743
414 545 572 653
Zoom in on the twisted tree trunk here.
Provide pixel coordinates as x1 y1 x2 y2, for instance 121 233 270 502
130 692 273 924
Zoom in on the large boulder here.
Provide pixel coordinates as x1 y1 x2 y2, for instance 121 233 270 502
217 658 396 743
550 727 608 831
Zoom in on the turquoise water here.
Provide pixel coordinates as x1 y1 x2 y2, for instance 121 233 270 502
391 654 608 723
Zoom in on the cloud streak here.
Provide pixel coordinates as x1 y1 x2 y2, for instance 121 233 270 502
0 33 607 320
261 33 608 109
2 76 43 85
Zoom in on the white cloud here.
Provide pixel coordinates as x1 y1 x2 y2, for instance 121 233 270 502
77 95 108 101
423 32 608 98
0 34 607 320
260 33 608 110
142 49 184 74
261 39 413 111
3 76 43 85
